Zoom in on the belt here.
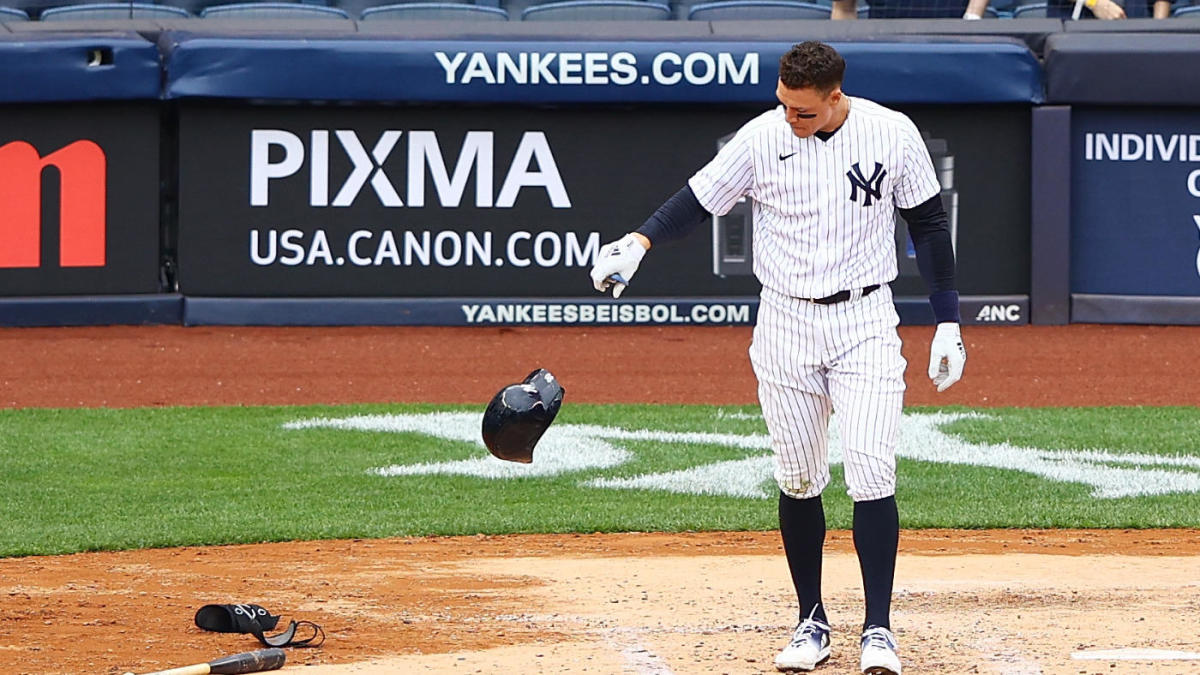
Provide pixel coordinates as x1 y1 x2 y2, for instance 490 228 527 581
806 284 880 305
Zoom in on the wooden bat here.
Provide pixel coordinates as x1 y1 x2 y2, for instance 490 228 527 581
123 648 286 675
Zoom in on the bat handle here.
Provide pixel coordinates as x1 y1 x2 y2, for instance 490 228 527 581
133 665 212 675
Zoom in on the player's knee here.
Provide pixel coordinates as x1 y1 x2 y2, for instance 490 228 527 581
775 472 828 500
845 477 896 502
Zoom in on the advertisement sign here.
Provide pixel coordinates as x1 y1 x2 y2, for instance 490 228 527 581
176 104 1029 303
1071 108 1200 297
164 39 1042 106
0 104 161 296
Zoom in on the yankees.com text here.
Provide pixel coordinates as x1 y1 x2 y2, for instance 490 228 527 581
250 228 600 268
435 51 759 87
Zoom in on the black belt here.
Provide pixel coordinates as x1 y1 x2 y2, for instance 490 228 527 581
806 284 880 305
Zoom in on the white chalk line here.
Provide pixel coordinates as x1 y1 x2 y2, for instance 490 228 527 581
1073 648 1200 661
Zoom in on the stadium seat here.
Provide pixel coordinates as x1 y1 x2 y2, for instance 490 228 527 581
521 0 670 19
360 1 506 17
40 1 189 17
4 0 105 18
336 0 465 20
1011 1 1045 14
857 1 997 15
687 0 830 18
201 1 348 16
1174 3 1200 13
0 4 28 17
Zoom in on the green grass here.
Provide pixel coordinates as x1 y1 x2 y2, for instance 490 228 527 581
0 404 1197 556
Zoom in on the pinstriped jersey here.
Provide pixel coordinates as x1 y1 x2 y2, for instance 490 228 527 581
688 96 941 299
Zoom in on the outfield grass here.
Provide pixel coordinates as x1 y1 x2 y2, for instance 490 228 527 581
0 404 1197 557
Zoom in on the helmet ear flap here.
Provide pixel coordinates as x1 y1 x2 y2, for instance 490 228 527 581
481 369 564 463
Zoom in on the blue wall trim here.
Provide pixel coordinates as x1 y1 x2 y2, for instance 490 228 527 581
0 295 183 327
181 295 1027 326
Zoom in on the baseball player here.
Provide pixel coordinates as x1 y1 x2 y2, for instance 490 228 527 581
590 41 965 674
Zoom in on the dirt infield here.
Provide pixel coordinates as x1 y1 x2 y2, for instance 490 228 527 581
2 324 1199 675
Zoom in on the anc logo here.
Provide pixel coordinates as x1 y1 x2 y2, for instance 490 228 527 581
283 412 1200 499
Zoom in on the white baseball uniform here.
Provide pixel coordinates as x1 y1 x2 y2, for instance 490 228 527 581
688 96 941 501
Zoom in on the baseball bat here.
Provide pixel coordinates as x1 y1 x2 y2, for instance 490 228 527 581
123 648 286 675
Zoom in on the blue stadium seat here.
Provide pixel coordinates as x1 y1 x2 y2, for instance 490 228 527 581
201 1 348 16
4 0 105 18
1011 1 1045 14
856 1 997 15
360 1 506 17
1174 3 1200 14
335 0 466 20
521 0 669 19
0 4 29 17
40 1 189 17
687 0 830 18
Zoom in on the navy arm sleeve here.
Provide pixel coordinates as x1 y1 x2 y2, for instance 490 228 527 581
635 185 711 245
898 194 960 324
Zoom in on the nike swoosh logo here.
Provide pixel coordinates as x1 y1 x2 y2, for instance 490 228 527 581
779 152 797 161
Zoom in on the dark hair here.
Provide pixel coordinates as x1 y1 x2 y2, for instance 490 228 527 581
778 42 846 94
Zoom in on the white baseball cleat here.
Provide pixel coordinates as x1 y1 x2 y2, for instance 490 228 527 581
860 625 902 675
774 610 831 671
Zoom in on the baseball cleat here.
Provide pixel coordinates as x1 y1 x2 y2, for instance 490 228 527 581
774 609 831 671
859 625 901 675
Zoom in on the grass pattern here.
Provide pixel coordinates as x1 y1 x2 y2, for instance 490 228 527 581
0 404 1196 556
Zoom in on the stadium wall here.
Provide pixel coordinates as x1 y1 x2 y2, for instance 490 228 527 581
0 24 1196 326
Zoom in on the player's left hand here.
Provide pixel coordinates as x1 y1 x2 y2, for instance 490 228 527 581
928 322 966 392
590 233 648 299
1090 0 1126 19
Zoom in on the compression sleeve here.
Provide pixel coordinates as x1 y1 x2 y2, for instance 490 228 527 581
635 184 711 245
898 194 960 324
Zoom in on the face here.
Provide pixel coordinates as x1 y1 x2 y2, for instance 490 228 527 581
776 80 843 139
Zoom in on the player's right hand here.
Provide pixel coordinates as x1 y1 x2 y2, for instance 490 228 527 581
590 233 648 299
928 322 966 392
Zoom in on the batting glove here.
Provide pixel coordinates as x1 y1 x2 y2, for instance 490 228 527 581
590 233 648 299
928 322 966 392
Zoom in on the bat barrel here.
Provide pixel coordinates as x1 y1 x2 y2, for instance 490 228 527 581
210 648 287 674
131 648 286 675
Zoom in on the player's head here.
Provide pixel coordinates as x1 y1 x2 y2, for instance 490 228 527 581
777 42 847 139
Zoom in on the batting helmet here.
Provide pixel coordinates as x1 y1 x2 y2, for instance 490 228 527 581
481 368 565 463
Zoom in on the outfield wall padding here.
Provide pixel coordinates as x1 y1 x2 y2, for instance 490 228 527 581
1045 33 1200 106
161 36 1043 104
0 32 160 102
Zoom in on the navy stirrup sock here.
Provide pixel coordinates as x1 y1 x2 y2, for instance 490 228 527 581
852 495 899 631
778 491 828 625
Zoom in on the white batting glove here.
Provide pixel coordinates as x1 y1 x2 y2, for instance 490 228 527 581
589 233 647 299
928 322 966 392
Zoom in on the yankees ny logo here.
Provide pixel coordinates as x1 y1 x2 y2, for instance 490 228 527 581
846 162 886 207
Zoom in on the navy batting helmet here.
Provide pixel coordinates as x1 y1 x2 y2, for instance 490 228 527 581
481 368 565 463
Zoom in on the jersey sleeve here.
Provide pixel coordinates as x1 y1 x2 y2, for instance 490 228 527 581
893 118 942 210
687 124 756 217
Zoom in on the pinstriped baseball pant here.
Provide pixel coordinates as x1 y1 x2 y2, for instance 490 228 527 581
749 284 906 502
